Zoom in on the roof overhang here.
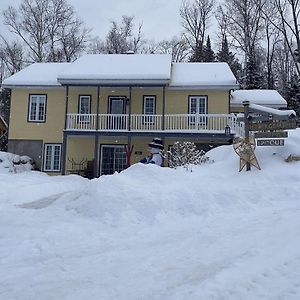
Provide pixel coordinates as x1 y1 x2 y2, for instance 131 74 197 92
1 84 63 90
169 84 239 90
57 78 170 86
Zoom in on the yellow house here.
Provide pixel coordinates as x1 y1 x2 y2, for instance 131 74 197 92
2 54 240 177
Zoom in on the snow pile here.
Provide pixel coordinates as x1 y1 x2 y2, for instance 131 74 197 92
0 151 34 173
1 130 300 299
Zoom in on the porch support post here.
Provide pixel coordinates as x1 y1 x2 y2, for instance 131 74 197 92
62 85 69 175
162 85 166 131
93 86 100 178
64 85 69 130
128 86 132 131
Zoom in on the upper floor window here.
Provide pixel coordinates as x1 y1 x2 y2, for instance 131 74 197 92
143 95 156 124
28 94 47 122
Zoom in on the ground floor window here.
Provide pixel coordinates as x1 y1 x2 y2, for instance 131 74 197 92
43 144 62 172
100 145 127 175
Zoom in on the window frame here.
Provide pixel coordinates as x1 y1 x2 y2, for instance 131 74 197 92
143 95 156 124
188 95 208 125
43 143 62 172
78 95 92 123
27 94 47 123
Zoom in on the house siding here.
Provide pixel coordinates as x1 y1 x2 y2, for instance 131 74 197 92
8 86 232 176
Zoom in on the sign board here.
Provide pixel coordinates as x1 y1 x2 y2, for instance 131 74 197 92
249 120 297 131
254 131 288 139
257 139 284 146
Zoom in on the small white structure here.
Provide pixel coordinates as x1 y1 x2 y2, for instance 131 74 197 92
231 89 287 110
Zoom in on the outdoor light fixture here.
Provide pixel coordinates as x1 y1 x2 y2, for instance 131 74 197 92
126 98 130 105
225 125 231 136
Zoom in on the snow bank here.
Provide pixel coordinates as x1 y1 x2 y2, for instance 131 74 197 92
1 130 300 299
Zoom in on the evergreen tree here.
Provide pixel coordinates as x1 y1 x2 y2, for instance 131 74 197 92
203 35 215 62
287 75 300 119
244 55 263 89
217 36 241 79
189 42 204 62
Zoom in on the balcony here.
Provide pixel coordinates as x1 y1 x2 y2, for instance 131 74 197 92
66 113 242 134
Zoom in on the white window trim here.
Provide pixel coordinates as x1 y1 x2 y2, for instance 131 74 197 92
79 95 91 114
143 95 156 124
143 96 156 115
28 94 46 122
43 144 62 172
188 95 208 125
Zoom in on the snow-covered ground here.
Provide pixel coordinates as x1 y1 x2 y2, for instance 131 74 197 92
1 131 300 300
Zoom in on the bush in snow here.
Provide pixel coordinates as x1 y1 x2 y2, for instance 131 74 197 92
9 155 34 173
167 141 212 171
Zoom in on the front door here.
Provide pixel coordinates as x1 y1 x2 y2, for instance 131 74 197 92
188 96 207 126
100 145 127 175
109 96 126 129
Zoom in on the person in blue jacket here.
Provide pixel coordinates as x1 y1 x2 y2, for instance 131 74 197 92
140 138 164 166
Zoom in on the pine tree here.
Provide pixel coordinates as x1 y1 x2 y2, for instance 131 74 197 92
287 75 300 119
244 55 262 89
217 36 241 78
203 35 215 62
189 42 203 62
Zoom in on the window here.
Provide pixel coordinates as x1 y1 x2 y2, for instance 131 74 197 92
188 96 207 125
143 95 156 124
28 94 47 122
78 95 91 122
43 144 62 172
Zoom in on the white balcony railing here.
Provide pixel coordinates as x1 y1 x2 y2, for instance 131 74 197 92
66 113 241 134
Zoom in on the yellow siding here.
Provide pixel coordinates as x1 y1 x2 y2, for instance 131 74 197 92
8 86 231 174
166 90 229 114
9 88 65 143
9 87 230 142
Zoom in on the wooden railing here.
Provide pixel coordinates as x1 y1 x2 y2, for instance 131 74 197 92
66 113 241 134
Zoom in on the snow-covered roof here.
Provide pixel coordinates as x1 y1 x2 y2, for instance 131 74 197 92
57 54 172 85
2 63 70 87
231 90 287 108
1 55 240 89
170 62 239 89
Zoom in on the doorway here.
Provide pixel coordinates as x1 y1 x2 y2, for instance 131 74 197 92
108 96 126 130
100 145 127 175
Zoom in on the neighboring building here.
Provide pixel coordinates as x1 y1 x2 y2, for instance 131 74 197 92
230 89 287 112
2 54 240 177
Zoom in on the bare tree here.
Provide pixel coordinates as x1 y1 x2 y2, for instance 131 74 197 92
3 0 89 62
148 37 189 62
104 16 144 54
261 1 282 88
220 0 265 62
262 0 300 76
0 37 24 79
180 0 215 61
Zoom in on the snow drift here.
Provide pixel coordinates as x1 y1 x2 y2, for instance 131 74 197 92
0 130 300 299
